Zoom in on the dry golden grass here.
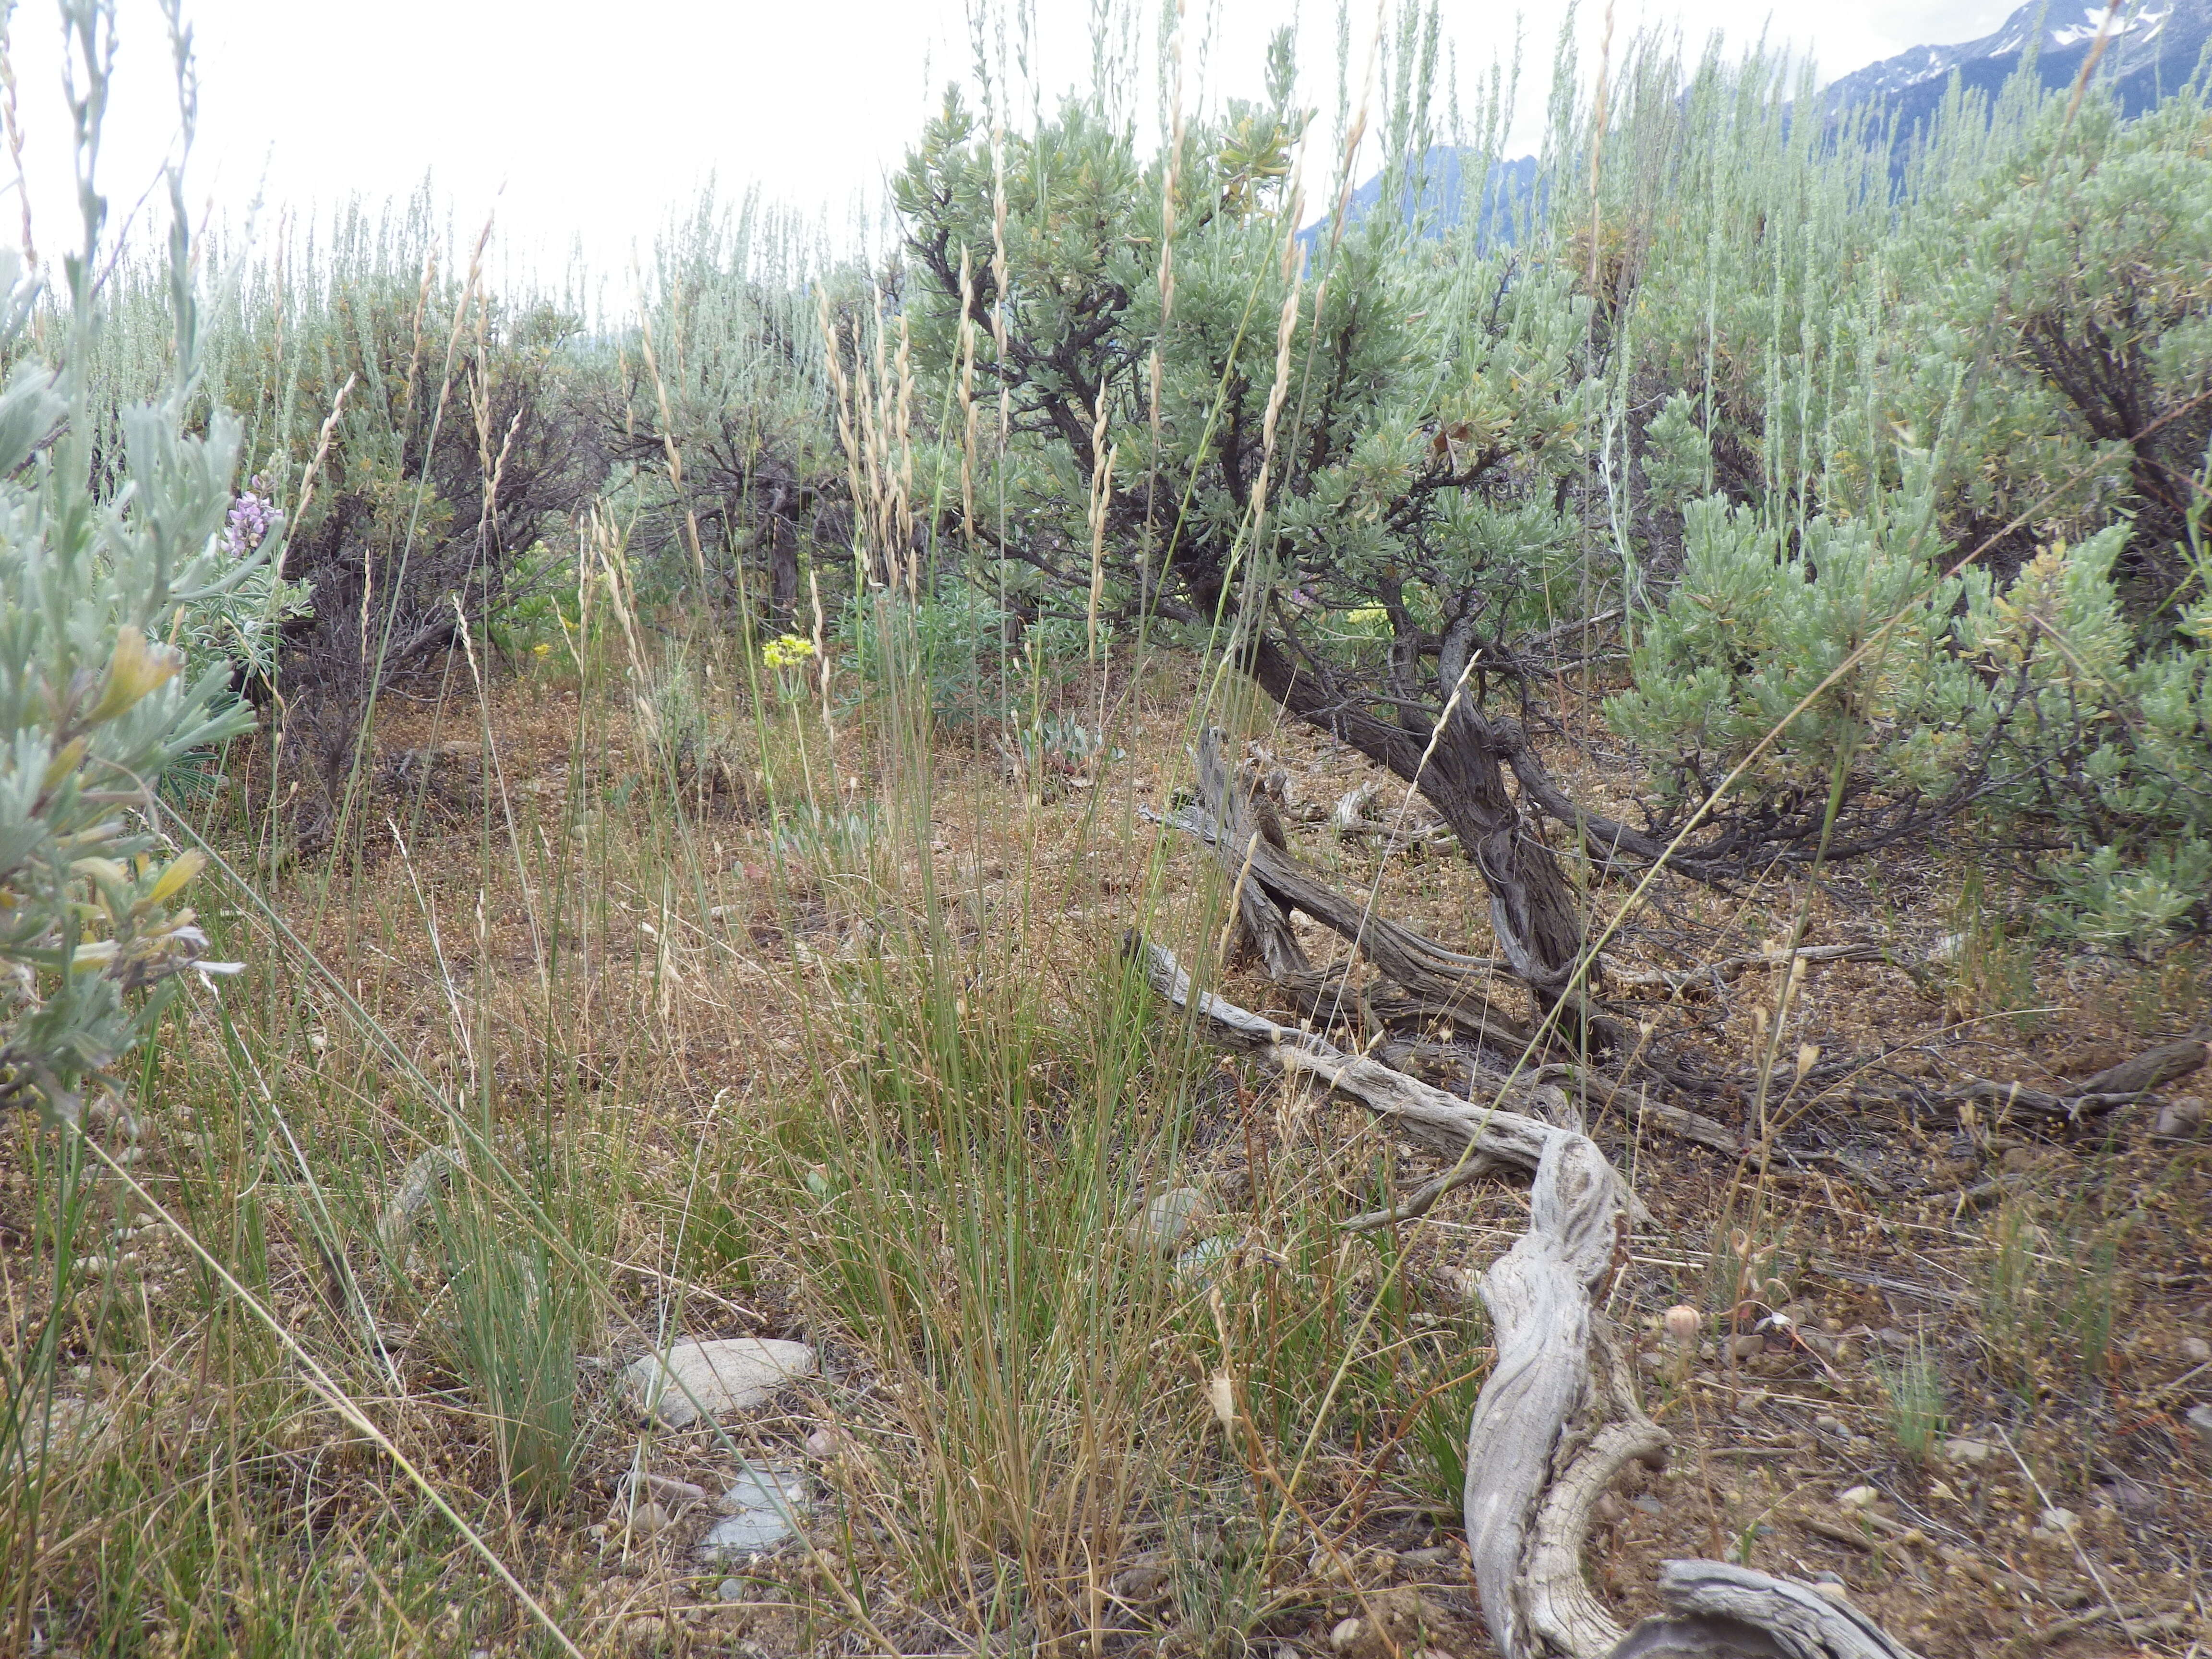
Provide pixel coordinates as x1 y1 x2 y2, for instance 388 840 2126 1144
2 635 2206 1658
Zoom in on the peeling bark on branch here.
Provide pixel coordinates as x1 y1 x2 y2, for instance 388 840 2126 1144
1152 731 1551 1052
2073 1035 2208 1097
1223 632 1601 1021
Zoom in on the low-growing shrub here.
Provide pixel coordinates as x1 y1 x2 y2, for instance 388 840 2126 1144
0 216 267 1121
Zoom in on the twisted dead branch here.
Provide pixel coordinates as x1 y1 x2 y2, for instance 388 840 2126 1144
1133 938 1921 1659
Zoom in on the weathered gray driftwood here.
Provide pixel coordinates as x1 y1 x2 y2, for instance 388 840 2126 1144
1611 1562 1922 1659
1465 1125 1663 1658
2073 1034 2207 1096
1135 940 1575 1175
1136 943 1920 1659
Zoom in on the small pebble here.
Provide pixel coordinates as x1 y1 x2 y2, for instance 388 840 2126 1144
1942 1437 1992 1465
716 1577 746 1603
2183 1403 2212 1461
625 1501 672 1536
2152 1097 2206 1141
699 1464 808 1558
1837 1485 1879 1511
2180 1336 2211 1364
1727 1333 1766 1360
1111 1563 1168 1599
1329 1617 1364 1652
2096 1475 2157 1518
1176 1235 1235 1284
2033 1506 2078 1539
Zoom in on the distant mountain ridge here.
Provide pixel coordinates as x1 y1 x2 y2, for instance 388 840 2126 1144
1822 0 2212 131
1295 151 1538 254
1304 1 2211 246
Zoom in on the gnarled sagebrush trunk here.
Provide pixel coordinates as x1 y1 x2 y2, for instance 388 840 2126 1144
1233 638 1597 1026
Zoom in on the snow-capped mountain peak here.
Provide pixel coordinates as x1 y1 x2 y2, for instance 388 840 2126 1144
1823 0 2208 123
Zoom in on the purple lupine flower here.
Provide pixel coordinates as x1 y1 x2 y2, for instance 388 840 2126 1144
223 475 279 557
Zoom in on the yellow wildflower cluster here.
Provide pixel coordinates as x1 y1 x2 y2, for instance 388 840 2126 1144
762 634 817 672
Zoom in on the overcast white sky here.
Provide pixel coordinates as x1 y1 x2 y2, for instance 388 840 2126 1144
0 0 2022 288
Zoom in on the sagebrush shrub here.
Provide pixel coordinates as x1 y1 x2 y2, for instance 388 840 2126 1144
0 227 267 1120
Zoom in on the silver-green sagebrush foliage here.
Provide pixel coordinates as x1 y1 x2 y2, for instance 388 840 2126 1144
0 3 269 1123
1615 92 2212 948
890 22 2212 951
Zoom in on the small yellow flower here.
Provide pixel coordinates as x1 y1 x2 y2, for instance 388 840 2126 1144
532 642 552 656
140 848 206 911
86 626 185 726
763 634 817 672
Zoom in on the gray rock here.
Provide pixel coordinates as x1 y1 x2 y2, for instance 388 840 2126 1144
716 1578 746 1603
623 1338 816 1429
2152 1096 2206 1142
1942 1437 1992 1465
698 1463 808 1559
2032 1506 2078 1541
2096 1475 2158 1518
1175 1235 1234 1285
2186 1402 2212 1463
2180 1336 2211 1364
1135 1188 1207 1251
